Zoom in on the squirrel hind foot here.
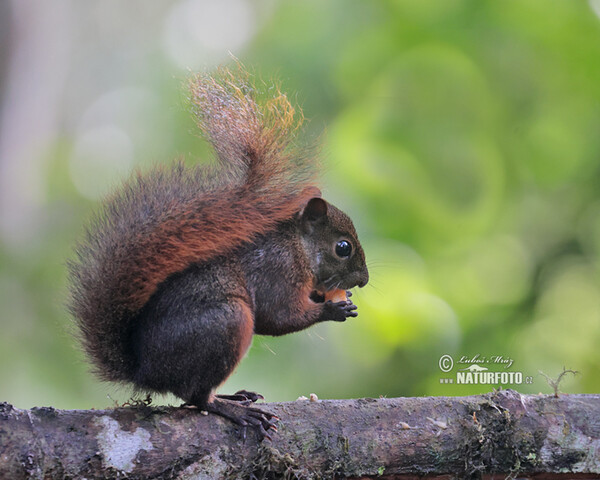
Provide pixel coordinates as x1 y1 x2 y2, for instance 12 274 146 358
216 389 264 405
204 398 278 441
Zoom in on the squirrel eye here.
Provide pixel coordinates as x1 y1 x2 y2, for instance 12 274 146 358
335 240 352 258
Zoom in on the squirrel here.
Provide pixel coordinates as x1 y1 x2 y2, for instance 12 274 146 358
68 67 369 440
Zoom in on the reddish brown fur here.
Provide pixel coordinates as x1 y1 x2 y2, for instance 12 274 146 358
233 301 255 369
121 181 316 312
68 67 318 382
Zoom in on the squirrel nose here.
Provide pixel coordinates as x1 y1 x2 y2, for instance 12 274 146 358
357 270 369 288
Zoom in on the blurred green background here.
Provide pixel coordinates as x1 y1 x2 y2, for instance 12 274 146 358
1 0 600 409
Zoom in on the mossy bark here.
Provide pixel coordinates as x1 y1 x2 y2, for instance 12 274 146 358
1 390 599 479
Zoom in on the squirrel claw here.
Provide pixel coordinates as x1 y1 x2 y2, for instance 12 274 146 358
205 398 278 441
238 406 278 442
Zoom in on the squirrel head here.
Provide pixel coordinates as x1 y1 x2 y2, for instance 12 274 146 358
298 197 369 296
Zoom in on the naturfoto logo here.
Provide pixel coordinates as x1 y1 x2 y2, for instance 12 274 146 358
438 354 533 386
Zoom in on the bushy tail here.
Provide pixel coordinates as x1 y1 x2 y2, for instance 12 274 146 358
68 66 318 383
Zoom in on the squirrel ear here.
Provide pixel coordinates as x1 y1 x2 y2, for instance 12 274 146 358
301 197 328 224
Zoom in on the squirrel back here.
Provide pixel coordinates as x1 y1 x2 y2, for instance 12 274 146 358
68 68 318 383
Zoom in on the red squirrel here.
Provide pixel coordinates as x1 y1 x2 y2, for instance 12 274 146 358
68 67 369 439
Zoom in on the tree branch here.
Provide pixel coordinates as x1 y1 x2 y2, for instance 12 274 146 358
1 390 600 479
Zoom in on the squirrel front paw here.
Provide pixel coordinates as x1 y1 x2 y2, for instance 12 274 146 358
322 297 358 322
